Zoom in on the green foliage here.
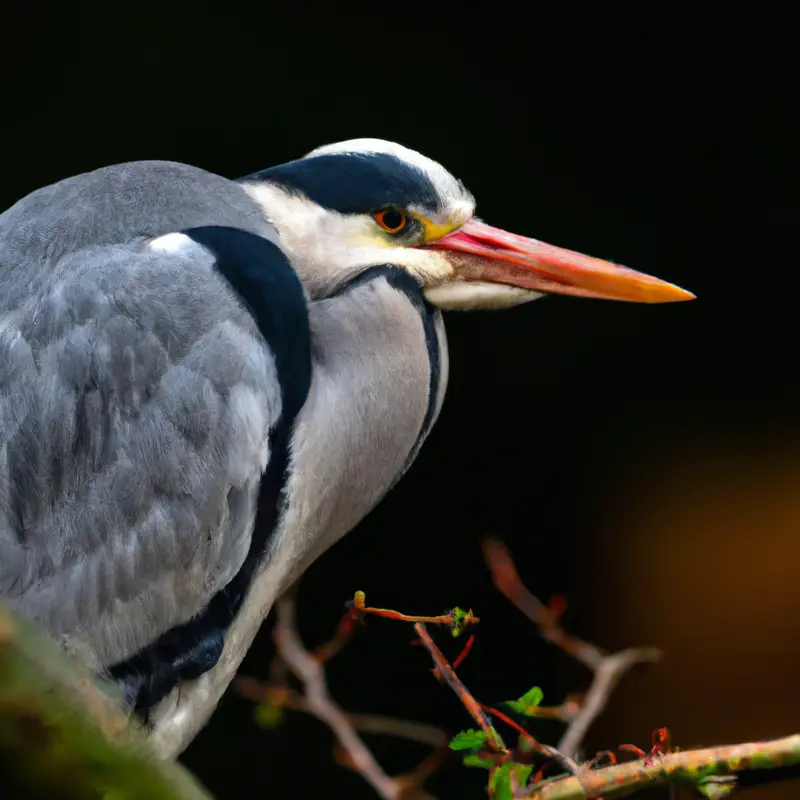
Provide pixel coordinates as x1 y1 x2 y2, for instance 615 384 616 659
450 607 472 638
502 685 544 717
695 779 737 799
688 766 737 798
462 753 495 769
253 701 284 729
449 728 499 770
449 728 489 751
489 762 533 799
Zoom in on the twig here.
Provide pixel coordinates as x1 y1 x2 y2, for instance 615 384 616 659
481 538 603 669
482 538 661 759
273 596 401 799
243 581 800 800
429 633 477 682
557 647 660 759
395 746 452 800
334 743 451 800
479 703 580 776
237 595 456 799
450 634 476 672
520 734 800 799
413 622 507 754
354 592 479 632
234 675 448 747
310 603 362 664
343 714 449 749
309 591 478 666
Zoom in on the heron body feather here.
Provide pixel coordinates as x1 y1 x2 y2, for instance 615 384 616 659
0 158 445 734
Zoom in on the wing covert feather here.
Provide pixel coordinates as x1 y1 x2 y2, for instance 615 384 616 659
0 239 281 667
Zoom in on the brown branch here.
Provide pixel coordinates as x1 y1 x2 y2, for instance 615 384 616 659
343 715 449 749
334 743 451 800
479 703 581 776
273 596 401 799
414 620 580 779
557 647 660 758
242 577 799 800
306 591 478 667
432 633 476 682
520 734 800 799
353 591 479 633
310 604 362 664
394 746 453 800
413 622 507 754
234 675 448 748
481 538 603 669
482 537 661 759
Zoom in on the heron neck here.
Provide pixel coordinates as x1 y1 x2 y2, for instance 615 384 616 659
263 267 449 592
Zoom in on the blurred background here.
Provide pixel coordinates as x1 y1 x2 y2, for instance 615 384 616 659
2 5 798 799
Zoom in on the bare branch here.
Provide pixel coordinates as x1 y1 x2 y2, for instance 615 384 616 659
482 537 661 758
273 596 401 800
235 558 800 799
557 647 661 759
481 538 604 669
234 675 447 747
338 713 448 749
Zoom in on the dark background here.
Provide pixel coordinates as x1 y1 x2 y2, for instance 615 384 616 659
2 5 798 799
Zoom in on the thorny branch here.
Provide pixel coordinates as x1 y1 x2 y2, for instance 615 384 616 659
519 734 800 799
234 541 800 800
413 623 504 753
481 537 661 759
233 590 484 799
413 622 580 777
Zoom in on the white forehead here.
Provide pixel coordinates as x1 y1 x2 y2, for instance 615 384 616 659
305 138 475 218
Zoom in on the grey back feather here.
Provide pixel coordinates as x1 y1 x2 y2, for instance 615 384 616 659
0 163 285 666
0 160 279 311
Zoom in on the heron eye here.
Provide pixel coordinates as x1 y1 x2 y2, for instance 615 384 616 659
375 208 408 233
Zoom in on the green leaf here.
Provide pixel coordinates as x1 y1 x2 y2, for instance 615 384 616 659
489 763 533 799
451 607 471 638
513 763 533 786
503 686 544 716
462 753 495 770
449 728 489 752
489 765 513 800
253 701 284 728
696 779 737 799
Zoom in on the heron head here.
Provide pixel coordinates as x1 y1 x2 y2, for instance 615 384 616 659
239 138 694 309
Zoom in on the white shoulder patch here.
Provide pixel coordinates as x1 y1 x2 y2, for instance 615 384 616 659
148 232 196 255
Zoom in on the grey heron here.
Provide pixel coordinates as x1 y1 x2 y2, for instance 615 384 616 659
0 138 693 755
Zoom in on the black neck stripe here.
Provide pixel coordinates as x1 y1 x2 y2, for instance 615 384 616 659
108 226 312 715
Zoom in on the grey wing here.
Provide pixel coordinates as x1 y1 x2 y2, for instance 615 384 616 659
0 239 281 668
